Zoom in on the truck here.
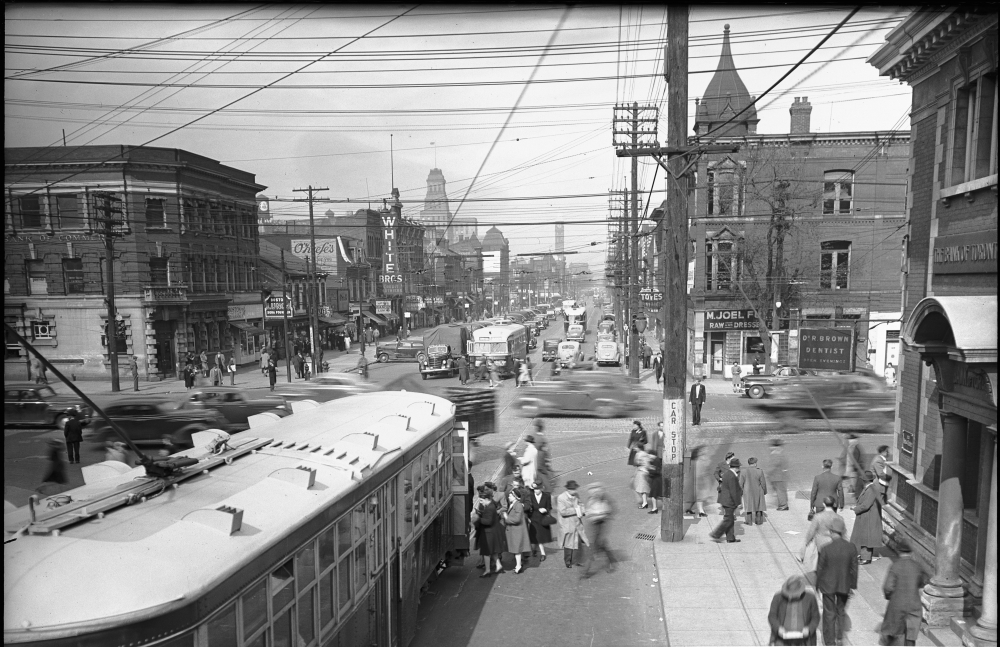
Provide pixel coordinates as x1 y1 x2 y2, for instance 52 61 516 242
418 324 471 379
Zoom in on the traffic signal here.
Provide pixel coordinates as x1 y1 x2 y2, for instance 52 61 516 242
116 318 127 339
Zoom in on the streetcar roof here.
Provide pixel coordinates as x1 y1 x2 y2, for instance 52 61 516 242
472 324 524 340
4 391 454 637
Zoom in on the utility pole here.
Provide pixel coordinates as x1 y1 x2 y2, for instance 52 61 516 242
280 249 292 383
95 191 124 392
293 185 328 378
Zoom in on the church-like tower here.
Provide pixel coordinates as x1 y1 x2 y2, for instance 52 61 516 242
693 24 759 137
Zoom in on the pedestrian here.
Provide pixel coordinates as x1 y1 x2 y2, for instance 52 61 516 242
293 352 303 379
557 480 587 568
815 516 858 646
885 363 897 387
633 444 655 510
731 360 743 394
689 375 706 425
850 470 884 565
519 434 539 487
768 574 821 646
498 463 525 497
30 354 47 385
357 353 369 380
200 350 209 377
527 479 554 563
514 359 521 387
642 342 652 369
710 458 743 543
715 451 736 493
684 445 710 517
260 349 270 376
487 359 500 388
40 438 67 489
878 538 928 646
626 420 647 466
739 456 767 525
501 441 518 478
318 348 324 374
209 363 222 387
63 410 83 464
503 488 531 574
215 351 225 374
104 440 128 463
801 496 840 582
456 355 469 385
267 359 277 392
471 485 488 569
841 434 864 497
228 356 236 385
753 354 762 375
653 352 663 384
533 423 555 493
869 445 892 504
767 439 790 511
581 482 616 577
477 485 507 577
344 334 351 352
647 443 663 514
810 459 845 519
130 355 140 392
518 360 533 387
183 362 195 389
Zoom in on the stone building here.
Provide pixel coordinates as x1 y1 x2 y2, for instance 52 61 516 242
418 168 477 245
481 226 510 319
870 9 997 643
4 145 265 381
678 25 910 380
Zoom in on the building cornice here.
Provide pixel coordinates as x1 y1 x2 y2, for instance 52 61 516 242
689 131 910 148
5 159 266 194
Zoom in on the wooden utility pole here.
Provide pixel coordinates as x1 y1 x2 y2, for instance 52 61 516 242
293 185 328 377
280 249 292 383
661 5 689 542
629 105 641 379
95 191 124 392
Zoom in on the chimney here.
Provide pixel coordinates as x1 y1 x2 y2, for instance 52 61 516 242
790 97 812 134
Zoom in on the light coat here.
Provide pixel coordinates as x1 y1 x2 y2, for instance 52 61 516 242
557 490 586 549
801 509 839 572
739 464 768 513
519 443 538 486
850 483 884 549
766 448 788 483
634 450 653 495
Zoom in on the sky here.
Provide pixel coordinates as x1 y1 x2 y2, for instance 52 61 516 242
5 4 915 280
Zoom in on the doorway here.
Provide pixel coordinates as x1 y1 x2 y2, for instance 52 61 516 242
710 339 725 376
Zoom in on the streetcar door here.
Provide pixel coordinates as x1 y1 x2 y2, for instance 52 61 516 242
450 423 470 555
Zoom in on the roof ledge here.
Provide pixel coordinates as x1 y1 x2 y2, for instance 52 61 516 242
902 296 997 363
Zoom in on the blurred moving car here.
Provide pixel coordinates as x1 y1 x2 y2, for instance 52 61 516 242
375 338 425 363
178 387 289 431
274 374 378 403
4 383 92 430
86 398 227 449
753 373 895 433
513 372 638 418
740 366 815 399
541 339 560 362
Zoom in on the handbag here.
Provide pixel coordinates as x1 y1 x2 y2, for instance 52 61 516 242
539 513 556 526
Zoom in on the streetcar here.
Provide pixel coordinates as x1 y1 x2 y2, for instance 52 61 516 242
4 391 470 647
469 324 527 378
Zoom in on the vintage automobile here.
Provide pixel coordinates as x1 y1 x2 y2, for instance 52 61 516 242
4 383 92 430
741 366 816 399
86 398 228 449
597 320 617 339
752 373 896 433
418 344 459 379
541 339 561 362
178 387 290 431
566 323 586 343
512 372 639 418
595 339 622 366
557 340 585 368
274 374 378 403
375 338 426 363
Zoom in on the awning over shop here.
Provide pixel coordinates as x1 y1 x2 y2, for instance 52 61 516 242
362 312 387 326
319 314 349 326
229 321 265 335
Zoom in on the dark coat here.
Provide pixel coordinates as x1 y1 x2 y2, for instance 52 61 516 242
267 365 277 386
42 445 67 484
815 537 858 595
527 490 554 545
648 455 663 498
456 357 469 381
627 427 648 465
718 468 743 508
810 470 845 510
478 501 507 555
850 483 884 549
63 417 83 443
881 556 928 638
768 589 820 646
689 382 706 404
739 464 767 513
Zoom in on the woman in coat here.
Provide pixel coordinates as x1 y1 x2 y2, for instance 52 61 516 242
472 486 490 569
646 444 662 514
519 435 539 487
503 488 532 573
633 446 654 509
527 479 554 562
556 480 586 568
477 487 507 577
850 470 884 564
267 360 277 392
684 445 710 517
627 421 647 466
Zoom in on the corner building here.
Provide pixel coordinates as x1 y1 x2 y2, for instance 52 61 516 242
870 9 997 645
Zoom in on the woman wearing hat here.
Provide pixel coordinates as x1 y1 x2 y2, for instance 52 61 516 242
503 487 532 574
527 478 554 562
477 485 507 577
557 481 587 568
627 421 647 466
850 470 884 565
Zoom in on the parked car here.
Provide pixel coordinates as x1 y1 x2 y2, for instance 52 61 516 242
566 323 586 343
4 383 92 430
513 372 638 418
375 338 426 363
753 373 896 433
740 366 816 399
85 398 227 449
595 339 622 366
274 374 378 403
178 387 290 431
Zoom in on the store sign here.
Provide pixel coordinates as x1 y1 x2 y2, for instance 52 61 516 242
901 428 914 456
264 295 292 319
404 295 424 309
375 300 392 315
933 231 998 274
291 239 341 273
428 296 444 306
335 289 349 312
798 328 853 371
228 303 263 321
640 287 663 309
705 309 758 331
380 212 403 294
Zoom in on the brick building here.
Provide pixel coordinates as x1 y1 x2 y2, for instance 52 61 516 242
481 226 510 319
870 9 997 642
4 145 265 381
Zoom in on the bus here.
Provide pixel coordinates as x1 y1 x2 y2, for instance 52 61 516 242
470 324 527 378
4 392 469 647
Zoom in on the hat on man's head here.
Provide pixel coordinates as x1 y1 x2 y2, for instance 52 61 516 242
730 458 741 468
829 516 847 536
725 451 735 460
564 480 579 490
534 478 545 488
781 575 808 600
863 470 876 482
524 434 535 444
895 537 912 554
771 439 784 447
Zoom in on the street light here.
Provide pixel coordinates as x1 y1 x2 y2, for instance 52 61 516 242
632 313 648 334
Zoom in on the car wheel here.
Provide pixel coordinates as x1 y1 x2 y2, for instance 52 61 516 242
54 413 71 431
595 402 616 418
377 353 389 363
416 353 426 364
748 385 766 399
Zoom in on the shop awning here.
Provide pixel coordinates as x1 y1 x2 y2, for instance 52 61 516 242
319 314 349 326
362 312 387 326
229 321 265 334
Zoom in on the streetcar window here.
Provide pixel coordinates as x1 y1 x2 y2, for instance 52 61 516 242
296 544 316 590
319 571 335 629
271 559 295 613
413 485 421 526
336 517 351 556
241 580 268 640
207 602 237 647
297 589 315 645
319 526 336 572
352 505 366 546
422 485 429 518
354 541 367 593
338 556 352 608
273 607 293 647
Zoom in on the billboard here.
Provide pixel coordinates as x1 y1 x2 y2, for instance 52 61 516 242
483 253 501 274
798 328 853 371
264 295 292 319
375 300 393 315
291 239 342 273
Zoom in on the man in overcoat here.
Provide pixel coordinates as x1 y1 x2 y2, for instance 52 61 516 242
879 538 928 646
689 375 706 425
557 480 586 568
869 445 892 504
767 439 790 511
710 458 743 543
850 470 884 565
739 456 767 525
815 516 858 646
810 459 845 516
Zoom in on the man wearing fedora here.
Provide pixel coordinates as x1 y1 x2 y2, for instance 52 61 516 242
850 470 884 565
710 458 743 543
816 515 858 646
810 459 845 519
879 538 928 646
